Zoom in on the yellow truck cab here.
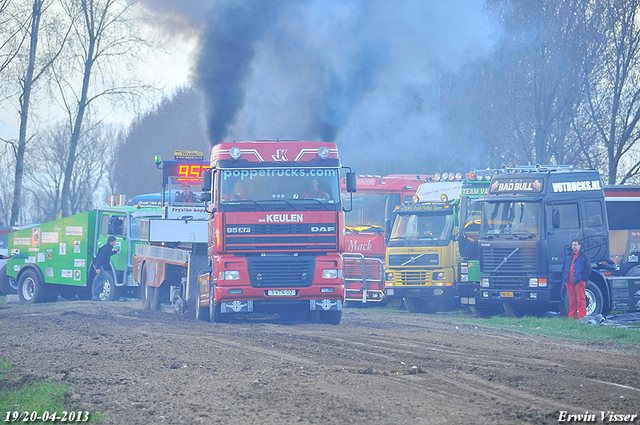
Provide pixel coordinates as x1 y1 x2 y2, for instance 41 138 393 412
384 174 462 313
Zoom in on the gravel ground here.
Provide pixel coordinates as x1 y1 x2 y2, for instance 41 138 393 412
1 300 639 424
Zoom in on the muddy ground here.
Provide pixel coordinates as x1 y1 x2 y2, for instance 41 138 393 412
1 301 639 425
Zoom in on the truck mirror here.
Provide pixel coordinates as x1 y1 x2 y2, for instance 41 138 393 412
202 169 212 192
552 210 560 229
200 193 211 202
346 172 357 193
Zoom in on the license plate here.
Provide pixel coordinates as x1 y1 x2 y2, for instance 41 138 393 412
501 292 514 298
267 289 296 296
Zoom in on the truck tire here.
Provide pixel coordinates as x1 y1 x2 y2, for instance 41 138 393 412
626 265 640 276
140 268 151 310
142 285 154 311
92 270 119 302
195 280 209 321
320 310 342 325
585 280 603 316
18 269 48 304
209 297 229 324
0 265 18 295
404 297 438 314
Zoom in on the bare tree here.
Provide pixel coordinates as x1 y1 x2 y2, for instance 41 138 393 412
481 0 594 167
29 121 120 221
582 0 640 184
0 0 29 78
6 0 69 225
56 0 155 217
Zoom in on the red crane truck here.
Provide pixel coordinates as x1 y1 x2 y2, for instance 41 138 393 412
132 141 356 324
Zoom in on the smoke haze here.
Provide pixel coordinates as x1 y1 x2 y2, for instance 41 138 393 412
142 0 500 173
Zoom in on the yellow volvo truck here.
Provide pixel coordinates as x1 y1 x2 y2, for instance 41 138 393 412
384 174 462 313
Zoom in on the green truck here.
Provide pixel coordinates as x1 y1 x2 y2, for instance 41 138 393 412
6 206 161 303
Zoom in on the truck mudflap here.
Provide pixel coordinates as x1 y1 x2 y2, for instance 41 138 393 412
343 253 385 303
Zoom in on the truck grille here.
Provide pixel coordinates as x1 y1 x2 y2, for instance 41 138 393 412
480 247 537 273
247 255 316 288
226 223 337 252
394 270 431 285
343 260 383 279
491 275 526 288
388 253 439 267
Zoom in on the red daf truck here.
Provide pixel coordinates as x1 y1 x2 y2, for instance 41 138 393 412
341 174 424 304
132 141 356 324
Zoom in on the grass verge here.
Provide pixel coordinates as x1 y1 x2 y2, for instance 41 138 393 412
0 359 69 424
367 306 640 346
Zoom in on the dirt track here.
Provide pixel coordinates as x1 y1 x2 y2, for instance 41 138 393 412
1 301 639 425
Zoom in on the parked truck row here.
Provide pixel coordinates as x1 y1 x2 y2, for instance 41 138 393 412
5 152 640 320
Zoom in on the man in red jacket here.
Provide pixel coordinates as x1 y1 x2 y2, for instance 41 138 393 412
562 239 592 319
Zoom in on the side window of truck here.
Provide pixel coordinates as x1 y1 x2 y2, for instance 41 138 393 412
584 200 604 228
101 214 126 236
552 204 580 229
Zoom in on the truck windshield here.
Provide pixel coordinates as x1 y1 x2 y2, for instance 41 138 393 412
389 211 455 246
346 193 391 227
168 177 204 205
219 167 340 205
481 201 541 237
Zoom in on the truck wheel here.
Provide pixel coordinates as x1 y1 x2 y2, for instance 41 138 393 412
209 296 229 324
142 285 154 311
404 297 423 313
92 271 119 302
320 310 342 325
404 297 438 314
0 265 18 295
18 269 47 304
150 284 163 311
625 265 640 276
585 281 604 316
195 281 209 321
469 306 502 318
140 268 151 310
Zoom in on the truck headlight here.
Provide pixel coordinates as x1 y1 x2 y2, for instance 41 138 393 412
223 271 240 280
433 272 446 280
323 269 340 279
481 277 489 287
385 272 394 281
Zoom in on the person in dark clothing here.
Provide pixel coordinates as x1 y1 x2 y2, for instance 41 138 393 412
174 183 199 203
562 239 591 319
93 236 119 300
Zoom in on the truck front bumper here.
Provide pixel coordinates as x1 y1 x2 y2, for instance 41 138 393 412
385 286 456 299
